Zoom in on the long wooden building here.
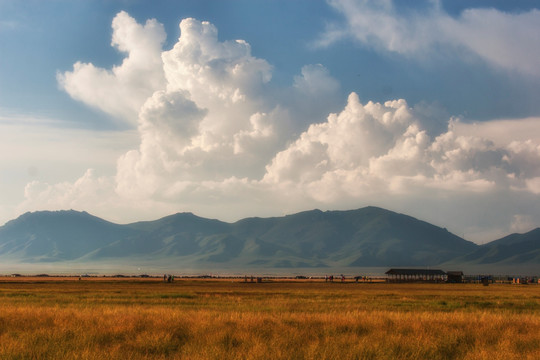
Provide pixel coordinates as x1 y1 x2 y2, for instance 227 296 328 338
385 268 446 282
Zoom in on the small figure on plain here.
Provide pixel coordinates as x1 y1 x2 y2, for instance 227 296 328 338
341 274 345 282
164 274 167 283
325 275 328 282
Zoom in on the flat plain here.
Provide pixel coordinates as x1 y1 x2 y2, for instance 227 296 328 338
0 277 539 359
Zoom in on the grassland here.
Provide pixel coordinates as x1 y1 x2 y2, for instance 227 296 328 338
0 277 539 359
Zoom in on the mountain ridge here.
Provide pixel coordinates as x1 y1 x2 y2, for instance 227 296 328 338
0 207 538 270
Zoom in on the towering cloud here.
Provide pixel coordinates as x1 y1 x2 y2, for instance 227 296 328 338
114 17 286 201
263 93 539 199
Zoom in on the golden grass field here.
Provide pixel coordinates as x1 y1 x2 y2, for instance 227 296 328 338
0 277 539 359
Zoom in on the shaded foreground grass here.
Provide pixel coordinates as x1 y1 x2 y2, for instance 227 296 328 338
0 278 539 359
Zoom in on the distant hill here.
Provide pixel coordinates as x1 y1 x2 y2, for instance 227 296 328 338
0 207 538 271
0 210 136 261
227 207 477 267
450 228 540 266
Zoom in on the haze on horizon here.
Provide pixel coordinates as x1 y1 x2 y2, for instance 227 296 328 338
1 0 540 244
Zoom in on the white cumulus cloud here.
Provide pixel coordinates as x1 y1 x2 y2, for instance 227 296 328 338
113 16 294 202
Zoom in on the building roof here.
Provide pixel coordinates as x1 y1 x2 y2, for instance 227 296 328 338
385 268 446 276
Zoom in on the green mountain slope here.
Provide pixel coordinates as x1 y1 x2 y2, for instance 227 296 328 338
229 207 477 267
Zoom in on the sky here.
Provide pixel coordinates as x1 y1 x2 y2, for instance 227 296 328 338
1 0 540 244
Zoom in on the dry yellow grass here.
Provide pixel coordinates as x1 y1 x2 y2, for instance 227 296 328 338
0 278 538 359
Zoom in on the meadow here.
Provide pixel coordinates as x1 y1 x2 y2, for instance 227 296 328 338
0 277 539 359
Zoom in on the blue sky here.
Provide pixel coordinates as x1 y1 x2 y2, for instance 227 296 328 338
1 0 540 243
3 1 540 126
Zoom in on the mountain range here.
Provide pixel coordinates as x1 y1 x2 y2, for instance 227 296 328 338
0 207 538 273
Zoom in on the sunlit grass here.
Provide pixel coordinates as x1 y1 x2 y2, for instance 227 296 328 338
0 278 539 359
